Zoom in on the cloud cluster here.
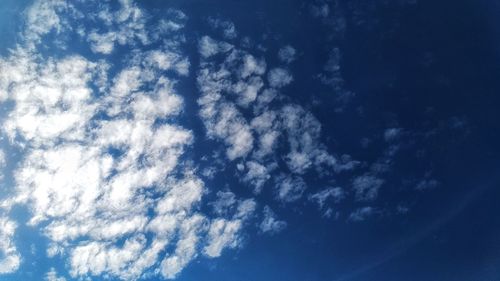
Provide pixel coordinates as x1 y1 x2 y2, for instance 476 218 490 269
0 1 254 280
259 206 287 235
196 34 358 203
0 1 438 279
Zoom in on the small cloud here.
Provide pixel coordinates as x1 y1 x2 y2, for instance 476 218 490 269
210 191 237 216
204 219 242 258
259 206 287 235
278 45 297 64
268 67 293 88
415 178 439 191
276 175 307 203
208 17 238 39
396 205 410 215
242 161 271 194
348 207 376 222
352 174 384 202
384 128 402 142
45 268 66 281
0 216 20 274
198 36 233 58
310 3 330 18
309 187 345 210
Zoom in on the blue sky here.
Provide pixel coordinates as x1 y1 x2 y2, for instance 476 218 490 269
0 0 500 281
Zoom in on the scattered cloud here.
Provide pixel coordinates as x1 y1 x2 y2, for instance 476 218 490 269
259 206 287 235
309 187 345 209
45 268 66 281
352 174 384 202
276 175 307 202
0 216 20 274
268 67 293 88
208 17 238 39
278 45 297 64
198 36 233 58
348 207 376 222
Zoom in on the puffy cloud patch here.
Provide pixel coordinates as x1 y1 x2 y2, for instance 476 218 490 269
259 206 287 235
45 268 66 281
0 216 20 274
198 36 234 58
208 17 238 40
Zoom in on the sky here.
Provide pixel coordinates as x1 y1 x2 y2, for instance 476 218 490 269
0 0 500 281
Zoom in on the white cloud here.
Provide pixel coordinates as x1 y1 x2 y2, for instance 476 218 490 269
352 174 384 202
208 18 238 39
204 218 242 257
267 67 293 88
23 0 74 48
278 45 297 64
197 66 255 160
211 191 237 216
86 0 150 54
239 54 267 79
276 175 306 202
242 161 271 193
45 268 66 281
259 206 286 234
384 128 402 142
160 215 204 279
235 199 257 220
196 31 358 209
0 150 5 181
210 191 256 221
0 216 20 274
198 36 233 58
309 187 345 209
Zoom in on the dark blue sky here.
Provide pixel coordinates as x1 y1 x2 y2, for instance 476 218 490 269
0 0 499 281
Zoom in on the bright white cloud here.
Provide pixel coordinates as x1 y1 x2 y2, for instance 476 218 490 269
0 216 20 274
45 268 66 281
204 218 242 257
0 2 255 280
198 36 233 58
208 17 238 39
242 161 271 193
352 174 384 202
384 128 402 142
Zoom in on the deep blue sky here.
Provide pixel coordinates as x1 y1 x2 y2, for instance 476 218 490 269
0 0 500 281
